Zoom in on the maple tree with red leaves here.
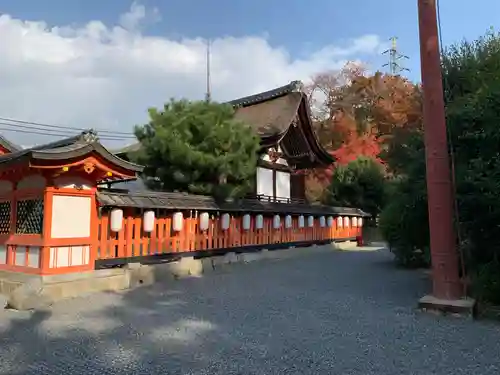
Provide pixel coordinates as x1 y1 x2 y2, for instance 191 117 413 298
303 62 422 201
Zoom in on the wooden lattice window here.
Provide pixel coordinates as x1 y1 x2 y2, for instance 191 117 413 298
15 198 44 235
0 201 11 234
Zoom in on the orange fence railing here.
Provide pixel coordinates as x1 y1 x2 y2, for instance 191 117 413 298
96 212 362 261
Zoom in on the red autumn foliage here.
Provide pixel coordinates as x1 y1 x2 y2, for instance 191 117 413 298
304 63 422 202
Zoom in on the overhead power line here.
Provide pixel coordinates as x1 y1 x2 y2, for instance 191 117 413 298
0 116 137 142
0 116 135 135
0 124 134 141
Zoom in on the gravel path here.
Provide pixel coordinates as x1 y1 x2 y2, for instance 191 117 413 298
0 247 499 374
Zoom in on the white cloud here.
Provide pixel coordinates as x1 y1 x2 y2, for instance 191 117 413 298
0 2 384 147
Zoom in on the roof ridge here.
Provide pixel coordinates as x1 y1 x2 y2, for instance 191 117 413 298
228 80 304 108
30 129 97 152
0 134 21 152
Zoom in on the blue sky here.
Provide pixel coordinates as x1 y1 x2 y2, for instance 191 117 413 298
1 0 497 81
0 0 497 146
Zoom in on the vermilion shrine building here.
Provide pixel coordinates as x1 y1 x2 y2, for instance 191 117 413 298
0 81 367 304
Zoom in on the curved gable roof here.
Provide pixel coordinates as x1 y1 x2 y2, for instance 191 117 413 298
230 81 335 166
0 135 21 153
0 130 143 174
230 81 305 137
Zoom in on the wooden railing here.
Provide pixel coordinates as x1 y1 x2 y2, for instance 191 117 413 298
96 211 362 263
254 194 307 204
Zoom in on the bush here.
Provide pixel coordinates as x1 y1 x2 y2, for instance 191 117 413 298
379 177 430 268
378 126 431 268
471 261 500 305
379 30 500 304
324 156 387 221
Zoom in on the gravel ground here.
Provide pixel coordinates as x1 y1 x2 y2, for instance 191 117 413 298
1 247 499 375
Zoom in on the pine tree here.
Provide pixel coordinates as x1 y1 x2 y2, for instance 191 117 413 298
133 99 261 201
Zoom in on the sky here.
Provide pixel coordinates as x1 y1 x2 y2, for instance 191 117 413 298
0 0 498 147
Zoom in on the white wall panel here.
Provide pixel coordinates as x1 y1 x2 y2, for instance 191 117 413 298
256 167 274 197
51 195 91 238
275 171 291 199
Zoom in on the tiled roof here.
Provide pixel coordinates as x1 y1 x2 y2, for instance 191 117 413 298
0 135 21 153
233 92 303 137
110 142 141 157
0 130 144 173
97 189 370 217
230 81 305 137
229 80 304 107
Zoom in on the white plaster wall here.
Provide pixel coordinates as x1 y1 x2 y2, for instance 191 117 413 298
0 245 6 264
17 175 46 190
15 247 26 266
275 171 291 200
51 195 91 238
28 247 40 268
54 176 93 190
0 181 13 194
49 245 90 268
256 167 273 197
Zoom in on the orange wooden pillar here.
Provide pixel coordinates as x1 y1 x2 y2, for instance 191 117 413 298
39 180 97 275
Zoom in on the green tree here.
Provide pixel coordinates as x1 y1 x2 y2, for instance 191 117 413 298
324 156 387 221
133 99 261 201
379 29 500 301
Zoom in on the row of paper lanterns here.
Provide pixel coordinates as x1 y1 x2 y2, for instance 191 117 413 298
109 209 363 233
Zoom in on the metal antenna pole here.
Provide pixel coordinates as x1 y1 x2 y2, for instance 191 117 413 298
382 37 410 74
205 39 212 102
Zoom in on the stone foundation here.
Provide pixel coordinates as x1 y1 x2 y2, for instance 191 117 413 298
0 242 347 310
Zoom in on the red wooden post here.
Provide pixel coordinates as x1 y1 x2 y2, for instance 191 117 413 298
418 0 462 299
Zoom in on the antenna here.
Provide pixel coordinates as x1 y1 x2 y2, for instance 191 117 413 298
205 39 211 102
382 37 410 75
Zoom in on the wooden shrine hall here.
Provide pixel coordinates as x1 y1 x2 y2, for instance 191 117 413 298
0 81 368 305
115 80 336 204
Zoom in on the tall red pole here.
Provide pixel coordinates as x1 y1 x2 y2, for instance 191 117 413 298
417 0 462 300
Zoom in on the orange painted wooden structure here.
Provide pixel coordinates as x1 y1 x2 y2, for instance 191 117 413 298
0 131 365 277
0 132 142 275
96 211 362 262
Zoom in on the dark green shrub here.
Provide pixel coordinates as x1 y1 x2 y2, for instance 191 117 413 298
324 156 387 220
379 177 430 268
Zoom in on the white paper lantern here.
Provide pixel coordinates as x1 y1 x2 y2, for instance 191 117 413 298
110 209 123 232
273 215 281 229
221 213 231 230
172 212 184 232
242 214 251 230
199 212 210 231
319 216 326 227
298 215 305 228
343 216 350 227
143 210 155 233
327 216 334 227
307 215 314 228
337 217 343 228
358 217 363 227
285 215 292 229
255 214 264 229
352 217 358 227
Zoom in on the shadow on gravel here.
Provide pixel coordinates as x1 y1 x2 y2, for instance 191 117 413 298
2 248 500 374
0 283 219 374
